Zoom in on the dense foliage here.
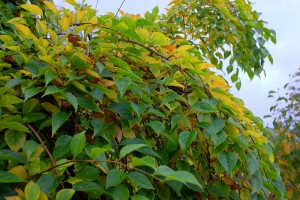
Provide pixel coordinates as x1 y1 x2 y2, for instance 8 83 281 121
0 0 285 199
267 68 300 199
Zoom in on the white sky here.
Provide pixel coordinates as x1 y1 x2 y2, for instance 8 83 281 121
55 0 300 126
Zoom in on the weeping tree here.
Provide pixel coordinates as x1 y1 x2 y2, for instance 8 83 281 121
0 0 285 199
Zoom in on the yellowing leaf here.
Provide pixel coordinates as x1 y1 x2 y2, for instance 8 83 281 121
76 9 86 23
14 24 32 38
199 63 215 69
167 80 185 89
86 69 100 78
59 16 70 32
269 153 274 163
36 20 47 35
151 32 170 46
20 4 43 16
44 1 57 13
163 45 176 54
120 10 126 16
177 45 193 52
65 0 77 6
89 16 98 24
8 166 27 180
282 140 290 154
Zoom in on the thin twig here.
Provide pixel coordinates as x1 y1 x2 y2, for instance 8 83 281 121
114 0 126 18
26 124 64 188
27 159 163 183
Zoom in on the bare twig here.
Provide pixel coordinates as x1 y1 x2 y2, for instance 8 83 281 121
26 124 64 188
114 0 126 18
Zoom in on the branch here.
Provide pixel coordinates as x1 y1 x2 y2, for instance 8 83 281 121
27 159 163 183
26 124 64 188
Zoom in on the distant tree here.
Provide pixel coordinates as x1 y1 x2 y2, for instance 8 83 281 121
267 68 300 199
0 0 285 199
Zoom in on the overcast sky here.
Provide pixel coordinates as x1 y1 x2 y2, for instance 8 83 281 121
55 0 300 126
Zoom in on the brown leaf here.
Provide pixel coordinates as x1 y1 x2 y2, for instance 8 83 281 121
116 125 122 143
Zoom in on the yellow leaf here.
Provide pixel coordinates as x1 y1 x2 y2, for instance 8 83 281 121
8 166 27 179
14 24 32 38
151 32 170 46
120 10 126 16
44 1 57 13
3 46 21 52
89 16 98 24
167 80 185 89
177 45 193 52
76 9 86 23
163 45 176 54
39 192 48 200
20 4 43 16
36 20 47 35
282 140 290 154
59 16 70 32
49 29 57 44
65 0 77 6
199 63 215 69
86 69 101 78
269 153 274 163
20 69 31 76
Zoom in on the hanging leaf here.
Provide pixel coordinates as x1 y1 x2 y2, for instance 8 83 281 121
147 121 165 135
218 152 238 175
112 185 129 200
55 189 75 200
20 4 43 16
70 131 86 157
0 171 27 183
119 144 148 159
4 131 26 152
77 97 102 112
178 130 197 152
106 169 127 188
127 172 154 190
25 181 41 200
115 77 131 97
52 112 71 136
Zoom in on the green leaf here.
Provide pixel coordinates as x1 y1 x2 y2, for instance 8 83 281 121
119 144 148 159
162 91 179 105
218 152 237 175
208 182 230 198
70 131 86 157
112 184 129 200
212 130 227 148
73 181 104 193
147 121 165 135
25 88 42 101
106 169 127 188
205 117 225 135
191 99 217 113
4 130 26 151
22 140 43 161
272 179 285 198
63 92 78 111
250 171 263 193
75 166 99 181
0 94 23 107
25 181 41 200
247 155 259 176
115 77 130 97
0 149 26 163
132 156 156 169
53 135 72 159
55 189 75 200
0 171 27 183
37 174 55 196
45 69 57 86
0 121 29 132
71 52 92 69
127 172 154 190
52 112 71 136
109 57 131 71
231 74 238 83
131 102 147 117
131 195 149 200
43 86 60 97
77 96 101 112
23 113 46 123
108 100 134 121
235 81 241 90
22 98 39 115
178 130 197 153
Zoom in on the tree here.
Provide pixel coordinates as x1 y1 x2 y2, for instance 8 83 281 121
0 0 285 199
267 68 300 199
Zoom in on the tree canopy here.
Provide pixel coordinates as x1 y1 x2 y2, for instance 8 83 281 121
0 0 285 199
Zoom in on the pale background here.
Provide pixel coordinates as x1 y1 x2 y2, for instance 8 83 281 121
55 0 300 126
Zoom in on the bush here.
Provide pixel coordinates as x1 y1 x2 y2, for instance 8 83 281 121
0 0 285 199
